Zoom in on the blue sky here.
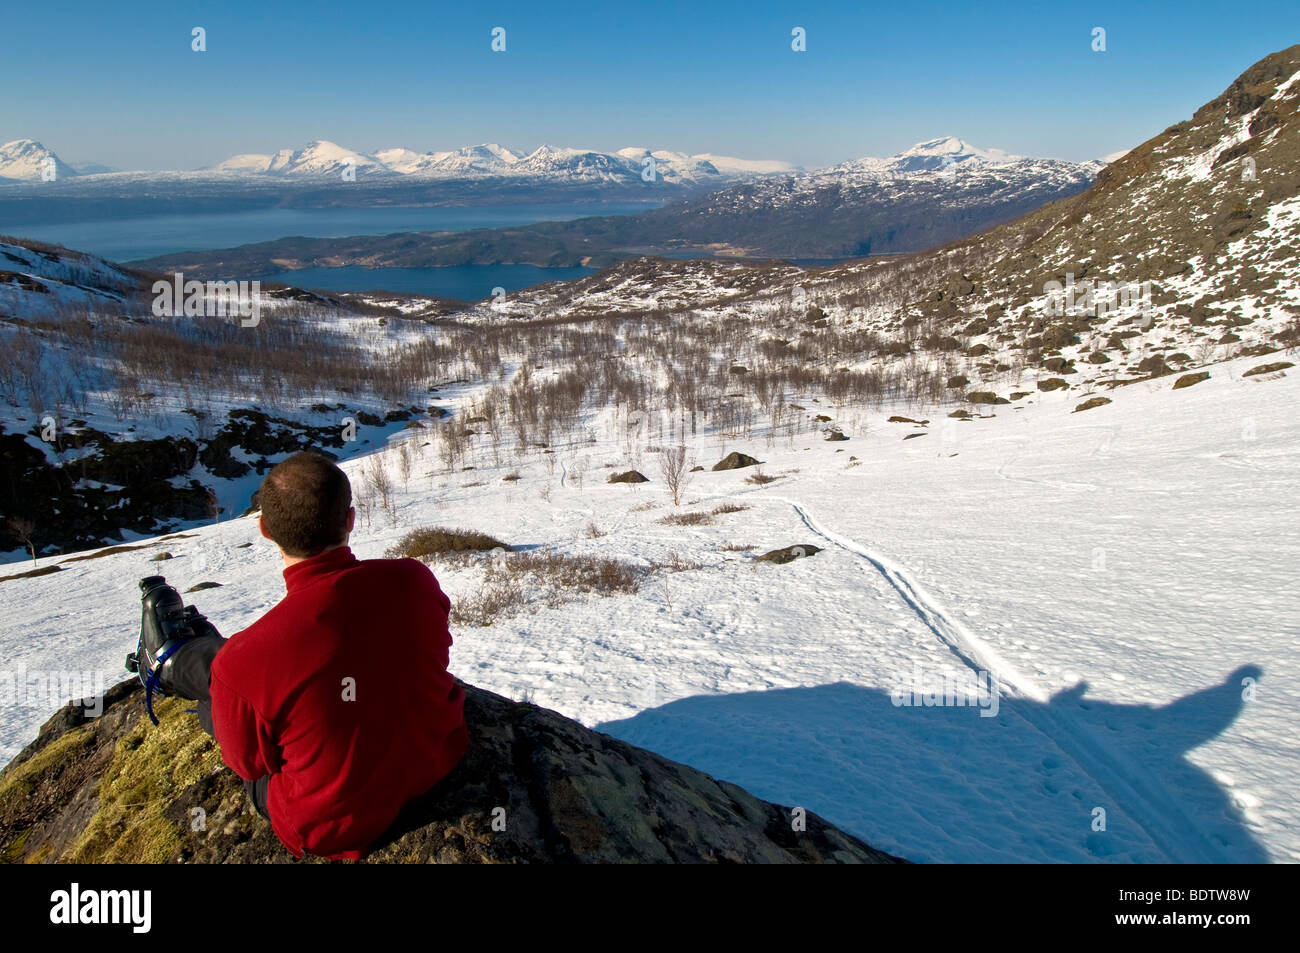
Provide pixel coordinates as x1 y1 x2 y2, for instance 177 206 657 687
2 0 1296 170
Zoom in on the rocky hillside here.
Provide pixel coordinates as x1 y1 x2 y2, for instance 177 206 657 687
465 44 1300 407
0 237 144 315
795 44 1300 390
0 679 901 864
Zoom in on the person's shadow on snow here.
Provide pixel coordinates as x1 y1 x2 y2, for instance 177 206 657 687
596 664 1268 863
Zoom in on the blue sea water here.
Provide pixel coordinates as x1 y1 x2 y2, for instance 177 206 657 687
6 201 658 265
255 264 596 301
5 201 662 297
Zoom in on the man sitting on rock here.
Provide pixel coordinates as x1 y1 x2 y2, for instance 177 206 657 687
137 450 469 860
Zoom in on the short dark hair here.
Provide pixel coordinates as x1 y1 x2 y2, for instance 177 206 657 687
258 452 352 558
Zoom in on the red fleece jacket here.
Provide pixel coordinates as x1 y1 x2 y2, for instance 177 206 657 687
209 545 468 860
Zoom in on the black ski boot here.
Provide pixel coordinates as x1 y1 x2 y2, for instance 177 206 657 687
126 575 209 725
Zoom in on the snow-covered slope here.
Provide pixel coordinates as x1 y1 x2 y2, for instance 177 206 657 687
2 348 1295 862
0 239 141 316
210 152 283 173
679 152 797 176
371 145 516 177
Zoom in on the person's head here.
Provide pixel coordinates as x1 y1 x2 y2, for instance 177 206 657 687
257 451 355 559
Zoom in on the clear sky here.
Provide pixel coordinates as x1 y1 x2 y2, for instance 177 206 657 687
2 0 1297 171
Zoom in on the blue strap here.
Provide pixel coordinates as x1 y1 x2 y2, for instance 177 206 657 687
142 640 185 727
143 668 162 726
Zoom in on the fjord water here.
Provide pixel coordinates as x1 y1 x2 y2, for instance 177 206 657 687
7 201 660 263
255 264 596 301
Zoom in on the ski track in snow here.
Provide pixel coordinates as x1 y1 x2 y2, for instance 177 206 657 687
765 494 1229 863
993 423 1122 493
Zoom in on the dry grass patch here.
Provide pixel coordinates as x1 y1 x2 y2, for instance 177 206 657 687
658 511 712 526
386 527 511 559
452 576 527 627
652 551 704 572
63 543 153 563
451 549 648 626
711 503 750 515
510 550 645 593
0 564 62 582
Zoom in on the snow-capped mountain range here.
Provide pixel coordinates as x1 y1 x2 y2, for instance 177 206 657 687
0 137 796 186
0 135 1112 188
215 140 796 185
0 135 1117 233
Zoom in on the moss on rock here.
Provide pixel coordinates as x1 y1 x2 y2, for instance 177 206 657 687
1 680 902 865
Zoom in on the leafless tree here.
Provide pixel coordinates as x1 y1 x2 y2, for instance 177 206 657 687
354 481 374 530
365 458 395 526
658 445 693 507
6 516 37 564
396 440 413 489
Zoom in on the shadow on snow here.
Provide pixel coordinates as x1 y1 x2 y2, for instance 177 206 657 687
597 664 1267 863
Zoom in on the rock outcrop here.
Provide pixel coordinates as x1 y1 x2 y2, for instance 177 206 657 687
606 470 649 484
758 545 824 564
711 452 760 471
0 679 902 864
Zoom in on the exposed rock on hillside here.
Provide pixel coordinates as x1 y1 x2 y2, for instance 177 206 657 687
606 469 649 484
0 403 427 558
712 451 760 471
758 545 823 564
0 679 901 864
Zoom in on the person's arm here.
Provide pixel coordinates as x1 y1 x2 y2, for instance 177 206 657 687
165 634 223 702
209 668 276 782
420 562 454 666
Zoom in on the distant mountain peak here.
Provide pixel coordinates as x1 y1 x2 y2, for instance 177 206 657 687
0 139 79 181
899 135 972 155
882 137 1022 173
895 136 1009 159
210 140 389 177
